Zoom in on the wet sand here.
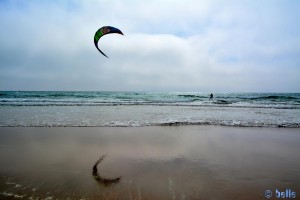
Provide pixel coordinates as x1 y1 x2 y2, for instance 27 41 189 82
0 126 299 199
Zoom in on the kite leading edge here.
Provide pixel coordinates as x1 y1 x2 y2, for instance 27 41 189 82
94 26 124 58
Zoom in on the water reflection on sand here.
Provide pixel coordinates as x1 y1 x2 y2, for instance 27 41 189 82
0 126 300 199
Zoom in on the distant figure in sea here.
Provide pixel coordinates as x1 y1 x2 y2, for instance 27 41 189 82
209 93 213 99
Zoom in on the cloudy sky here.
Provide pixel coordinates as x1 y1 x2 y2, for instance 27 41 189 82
0 0 299 92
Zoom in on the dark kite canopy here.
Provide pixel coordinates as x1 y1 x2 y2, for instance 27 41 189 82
94 26 123 58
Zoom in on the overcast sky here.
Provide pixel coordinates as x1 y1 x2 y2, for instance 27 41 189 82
0 0 299 92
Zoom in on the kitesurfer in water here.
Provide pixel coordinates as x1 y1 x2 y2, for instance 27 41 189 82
209 93 213 99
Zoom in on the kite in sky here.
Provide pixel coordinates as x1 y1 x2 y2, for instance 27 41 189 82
94 26 124 58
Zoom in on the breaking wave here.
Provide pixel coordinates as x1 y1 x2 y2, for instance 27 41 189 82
1 92 299 128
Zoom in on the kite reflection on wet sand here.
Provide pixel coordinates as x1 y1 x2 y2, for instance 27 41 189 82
92 155 121 186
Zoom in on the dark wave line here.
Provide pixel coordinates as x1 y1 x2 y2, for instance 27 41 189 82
0 103 299 109
177 94 207 98
240 95 299 101
1 121 300 128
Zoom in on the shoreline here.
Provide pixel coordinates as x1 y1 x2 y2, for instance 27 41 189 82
0 124 299 128
0 126 299 199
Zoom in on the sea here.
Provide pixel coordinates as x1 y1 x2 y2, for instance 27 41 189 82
0 91 299 127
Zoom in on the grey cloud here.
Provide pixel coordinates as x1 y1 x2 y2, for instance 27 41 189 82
0 0 299 92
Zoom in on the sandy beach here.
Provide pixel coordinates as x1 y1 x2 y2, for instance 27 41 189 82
1 0 300 199
0 126 299 199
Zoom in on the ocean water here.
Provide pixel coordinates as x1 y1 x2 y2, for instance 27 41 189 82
0 91 299 127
